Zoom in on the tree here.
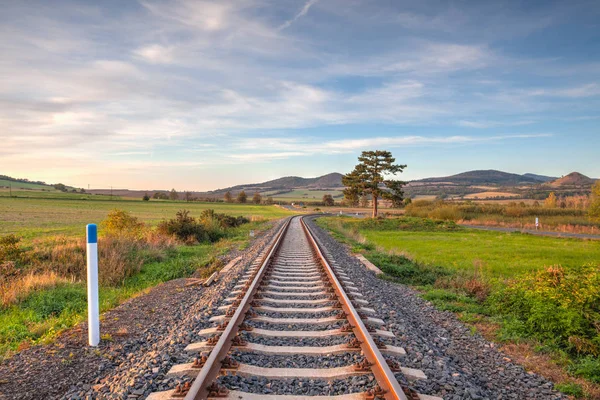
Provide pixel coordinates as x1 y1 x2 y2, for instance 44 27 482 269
142 193 150 201
252 192 262 204
169 189 179 201
342 150 406 218
343 187 359 207
237 190 247 204
589 181 600 220
359 193 369 208
322 194 335 206
185 191 193 202
265 196 274 205
544 192 557 208
224 191 233 203
153 191 168 200
54 183 67 192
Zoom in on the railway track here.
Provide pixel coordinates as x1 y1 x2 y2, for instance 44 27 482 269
148 216 442 400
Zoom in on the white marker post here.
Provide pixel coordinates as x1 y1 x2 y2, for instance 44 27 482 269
535 217 539 231
86 224 100 346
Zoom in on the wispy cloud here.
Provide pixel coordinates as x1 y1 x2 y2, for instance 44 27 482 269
230 133 554 161
278 0 320 30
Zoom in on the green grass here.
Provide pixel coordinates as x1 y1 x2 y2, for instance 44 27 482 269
0 218 269 359
362 230 600 277
0 244 210 357
0 197 294 240
319 217 600 278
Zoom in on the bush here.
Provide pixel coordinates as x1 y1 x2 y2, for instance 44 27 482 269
158 210 207 243
489 264 600 356
157 209 249 244
101 209 145 238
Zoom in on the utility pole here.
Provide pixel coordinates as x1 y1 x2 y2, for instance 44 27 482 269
110 186 113 200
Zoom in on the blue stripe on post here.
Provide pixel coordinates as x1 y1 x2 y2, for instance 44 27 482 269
86 224 97 244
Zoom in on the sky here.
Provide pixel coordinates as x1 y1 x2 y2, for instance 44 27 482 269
1 0 599 191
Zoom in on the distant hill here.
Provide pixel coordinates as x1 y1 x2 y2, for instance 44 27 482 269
547 172 596 188
522 173 556 183
206 172 344 195
413 170 546 186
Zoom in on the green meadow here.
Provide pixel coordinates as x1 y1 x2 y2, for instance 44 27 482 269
0 196 293 240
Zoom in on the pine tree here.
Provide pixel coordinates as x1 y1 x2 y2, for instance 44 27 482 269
342 150 406 218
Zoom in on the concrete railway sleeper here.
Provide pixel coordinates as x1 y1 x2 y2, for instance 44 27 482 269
147 216 443 400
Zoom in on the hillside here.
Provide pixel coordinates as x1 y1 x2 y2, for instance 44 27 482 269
206 172 344 195
547 172 596 188
414 170 548 186
0 175 55 191
522 173 556 183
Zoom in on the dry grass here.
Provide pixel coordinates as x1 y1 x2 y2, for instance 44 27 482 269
0 232 177 308
464 191 520 199
0 271 73 307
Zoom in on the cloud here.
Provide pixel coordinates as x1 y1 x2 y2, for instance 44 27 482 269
134 44 175 64
279 0 320 30
457 120 536 129
229 133 554 161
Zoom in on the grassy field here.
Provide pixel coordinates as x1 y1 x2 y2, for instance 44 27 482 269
0 196 294 359
262 189 343 202
361 229 600 277
0 197 294 240
317 216 600 398
319 217 600 277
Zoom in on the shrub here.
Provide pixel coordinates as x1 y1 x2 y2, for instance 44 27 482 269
489 264 600 355
157 209 248 244
157 210 206 243
101 209 145 239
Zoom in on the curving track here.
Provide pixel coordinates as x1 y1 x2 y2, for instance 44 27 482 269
147 216 442 400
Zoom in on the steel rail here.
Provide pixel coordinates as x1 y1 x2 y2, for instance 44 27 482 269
300 216 408 400
184 217 292 400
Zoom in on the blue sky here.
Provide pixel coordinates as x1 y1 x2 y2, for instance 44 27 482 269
1 0 599 190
